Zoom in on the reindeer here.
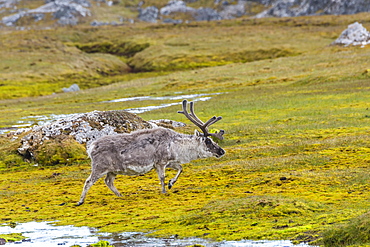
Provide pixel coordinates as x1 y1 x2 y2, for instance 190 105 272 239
77 100 225 205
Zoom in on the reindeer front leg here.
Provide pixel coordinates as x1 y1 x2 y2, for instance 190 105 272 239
154 163 167 194
167 162 182 189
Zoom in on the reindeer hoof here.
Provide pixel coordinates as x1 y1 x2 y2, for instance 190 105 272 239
168 179 175 189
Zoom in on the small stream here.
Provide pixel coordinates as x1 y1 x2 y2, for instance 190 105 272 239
0 222 316 247
0 93 220 135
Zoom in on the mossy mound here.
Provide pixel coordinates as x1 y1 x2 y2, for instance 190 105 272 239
15 110 151 166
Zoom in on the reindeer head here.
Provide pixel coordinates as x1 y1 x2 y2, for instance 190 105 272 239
178 100 226 158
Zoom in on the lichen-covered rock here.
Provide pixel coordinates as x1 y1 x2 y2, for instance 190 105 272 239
255 0 370 18
1 0 91 26
17 110 152 164
159 0 195 16
332 22 370 47
219 2 245 20
138 6 159 23
193 7 222 21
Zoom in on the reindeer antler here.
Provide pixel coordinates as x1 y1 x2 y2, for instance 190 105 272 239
178 100 225 140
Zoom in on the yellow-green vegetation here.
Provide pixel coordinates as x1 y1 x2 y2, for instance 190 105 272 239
0 233 25 243
322 212 370 246
0 14 370 246
88 240 115 247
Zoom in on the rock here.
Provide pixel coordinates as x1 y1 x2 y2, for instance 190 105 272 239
1 11 26 26
332 22 370 47
255 0 370 18
0 238 5 245
138 6 159 23
0 0 18 9
219 1 245 19
160 0 195 16
193 7 222 21
17 110 152 163
62 84 80 93
1 0 91 26
90 20 120 26
162 18 183 24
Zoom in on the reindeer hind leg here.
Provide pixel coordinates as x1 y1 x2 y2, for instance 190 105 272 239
77 170 105 206
105 172 122 197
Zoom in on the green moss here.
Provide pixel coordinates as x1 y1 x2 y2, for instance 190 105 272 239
0 233 25 242
88 240 114 247
321 212 370 246
0 136 29 170
35 136 87 166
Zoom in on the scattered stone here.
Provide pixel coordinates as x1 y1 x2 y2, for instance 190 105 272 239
331 22 370 47
255 0 370 18
3 0 370 27
62 84 80 93
1 11 26 26
193 7 222 21
138 6 159 23
162 18 183 24
219 1 245 19
1 0 91 26
90 19 120 26
160 0 195 16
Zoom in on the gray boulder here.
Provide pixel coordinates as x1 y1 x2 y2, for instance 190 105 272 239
1 0 91 26
332 22 370 47
194 7 222 21
219 1 245 19
255 0 370 18
160 0 195 16
62 84 80 93
138 6 159 23
0 0 19 9
1 11 26 26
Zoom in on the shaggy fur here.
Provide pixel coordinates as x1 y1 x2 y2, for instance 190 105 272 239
77 127 225 205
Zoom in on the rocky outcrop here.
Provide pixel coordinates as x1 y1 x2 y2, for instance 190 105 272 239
1 0 91 26
138 6 159 23
332 22 370 47
2 0 370 27
219 2 245 20
255 0 370 18
159 0 195 16
17 110 152 164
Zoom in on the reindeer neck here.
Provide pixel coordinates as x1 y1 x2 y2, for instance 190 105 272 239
170 133 211 163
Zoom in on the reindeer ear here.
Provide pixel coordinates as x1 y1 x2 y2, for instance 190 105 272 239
194 130 202 136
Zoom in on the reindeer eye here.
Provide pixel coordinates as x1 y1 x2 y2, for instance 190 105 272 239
205 138 212 144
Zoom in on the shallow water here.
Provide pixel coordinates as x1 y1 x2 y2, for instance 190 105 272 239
0 222 316 247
